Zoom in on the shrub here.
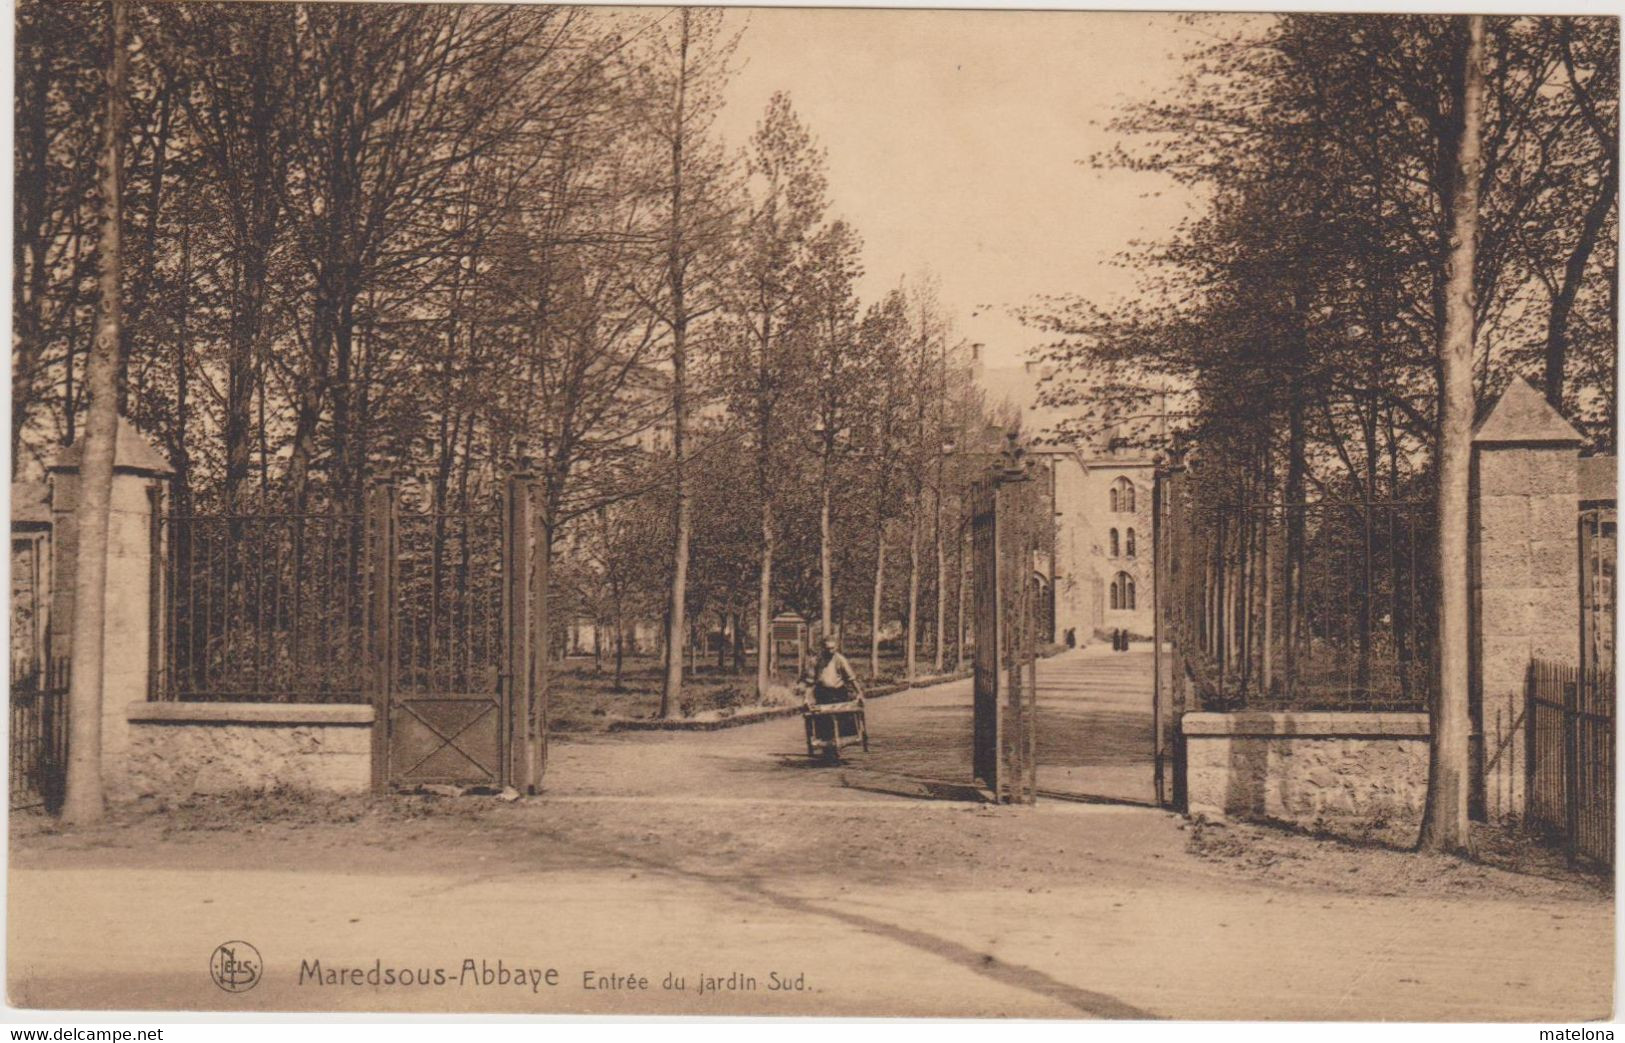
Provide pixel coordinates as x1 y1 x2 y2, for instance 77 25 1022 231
713 685 751 710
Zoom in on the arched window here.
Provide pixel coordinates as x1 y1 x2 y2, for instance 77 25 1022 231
1111 477 1135 513
1109 528 1120 557
1112 572 1136 611
1125 528 1136 558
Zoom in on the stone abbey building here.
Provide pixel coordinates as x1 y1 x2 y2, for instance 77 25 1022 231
975 357 1156 644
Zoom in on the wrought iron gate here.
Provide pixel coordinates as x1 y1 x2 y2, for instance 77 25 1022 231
367 475 544 792
1527 659 1614 868
1526 506 1618 868
155 472 545 793
9 658 67 812
1579 506 1616 689
971 465 1044 803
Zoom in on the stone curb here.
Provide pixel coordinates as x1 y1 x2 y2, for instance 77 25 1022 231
127 701 375 725
1181 711 1429 739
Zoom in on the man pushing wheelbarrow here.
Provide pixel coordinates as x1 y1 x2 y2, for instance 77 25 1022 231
799 635 868 762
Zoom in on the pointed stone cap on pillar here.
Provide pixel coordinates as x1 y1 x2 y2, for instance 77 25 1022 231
1472 376 1583 448
47 416 174 477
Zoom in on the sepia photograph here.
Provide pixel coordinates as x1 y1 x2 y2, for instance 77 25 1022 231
5 0 1619 1028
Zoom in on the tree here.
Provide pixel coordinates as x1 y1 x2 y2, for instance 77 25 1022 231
625 8 741 717
279 4 559 513
802 220 865 638
1420 14 1485 857
723 92 828 699
156 4 297 508
1027 13 1614 845
13 0 101 472
62 0 129 827
12 3 1023 765
686 417 763 674
571 500 667 690
856 289 911 678
900 280 951 681
1530 19 1618 425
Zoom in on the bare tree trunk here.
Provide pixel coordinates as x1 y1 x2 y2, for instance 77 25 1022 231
870 519 887 679
906 489 920 683
658 12 694 719
527 517 553 791
756 500 774 700
1420 14 1484 856
613 614 624 690
62 0 128 826
1284 289 1309 690
1359 403 1378 694
933 483 946 673
956 520 969 670
1254 484 1267 695
820 463 834 639
659 370 691 713
12 6 53 472
1544 171 1616 412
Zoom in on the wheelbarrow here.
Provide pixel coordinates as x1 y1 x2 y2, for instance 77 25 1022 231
802 698 868 760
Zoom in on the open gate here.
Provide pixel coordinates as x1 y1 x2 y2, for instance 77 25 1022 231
971 462 1045 803
366 474 545 793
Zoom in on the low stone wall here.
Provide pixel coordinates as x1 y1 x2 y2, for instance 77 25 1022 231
124 702 374 799
1181 712 1430 835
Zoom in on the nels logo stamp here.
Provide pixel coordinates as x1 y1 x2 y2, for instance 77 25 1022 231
210 940 263 993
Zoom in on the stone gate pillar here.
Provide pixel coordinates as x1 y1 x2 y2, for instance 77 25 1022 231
1470 377 1582 824
47 417 173 798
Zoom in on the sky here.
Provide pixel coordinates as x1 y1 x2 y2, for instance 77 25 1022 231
713 8 1207 370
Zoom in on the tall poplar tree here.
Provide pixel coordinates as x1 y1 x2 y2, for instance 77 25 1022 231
61 0 129 826
725 92 827 699
1420 14 1486 856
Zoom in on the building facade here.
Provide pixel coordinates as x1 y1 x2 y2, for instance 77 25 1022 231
1048 447 1156 642
976 358 1158 645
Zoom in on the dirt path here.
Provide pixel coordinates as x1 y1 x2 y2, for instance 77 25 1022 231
1033 646 1160 803
8 661 1614 1019
549 646 1159 804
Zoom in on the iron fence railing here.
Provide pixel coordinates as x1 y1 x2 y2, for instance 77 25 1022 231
154 491 512 706
1580 507 1616 691
1164 477 1434 712
391 508 506 698
10 657 68 812
1528 659 1614 868
154 511 370 702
